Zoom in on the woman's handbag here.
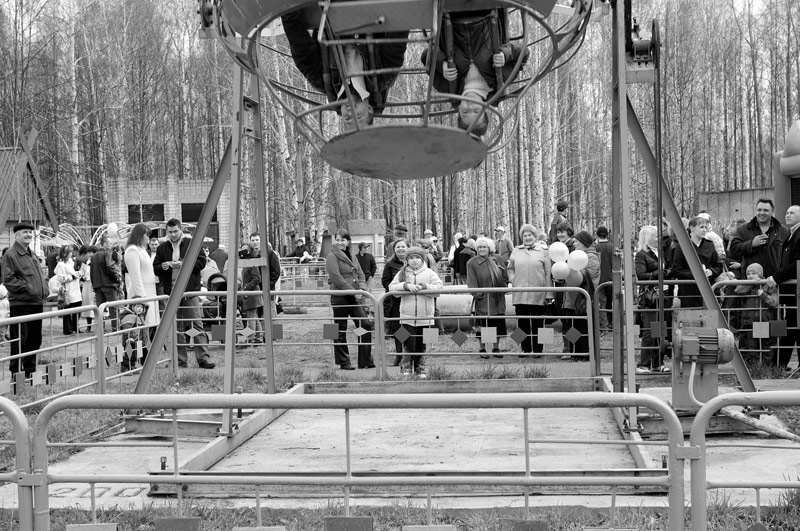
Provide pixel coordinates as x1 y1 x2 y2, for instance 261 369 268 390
360 301 375 331
637 285 659 310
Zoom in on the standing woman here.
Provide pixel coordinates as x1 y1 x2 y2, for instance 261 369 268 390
671 216 723 309
124 223 159 360
54 245 82 335
326 229 375 370
381 238 408 363
467 237 508 357
634 225 672 373
75 245 96 332
507 225 553 356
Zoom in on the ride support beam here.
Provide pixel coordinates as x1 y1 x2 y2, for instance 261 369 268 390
626 97 756 394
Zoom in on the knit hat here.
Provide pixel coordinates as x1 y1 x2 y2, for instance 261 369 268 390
495 226 505 232
405 246 426 260
423 229 433 236
13 221 34 232
697 212 711 221
394 224 408 233
746 263 763 277
596 226 608 238
519 224 536 239
574 230 594 248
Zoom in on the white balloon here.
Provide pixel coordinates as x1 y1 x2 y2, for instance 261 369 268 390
566 268 583 287
551 261 571 280
568 249 588 271
106 223 119 237
549 241 569 263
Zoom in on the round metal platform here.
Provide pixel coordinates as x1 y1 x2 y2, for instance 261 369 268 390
320 124 488 179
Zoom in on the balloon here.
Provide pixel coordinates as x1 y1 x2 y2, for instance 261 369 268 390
549 241 569 263
551 261 571 280
568 249 588 271
106 223 119 238
566 268 583 287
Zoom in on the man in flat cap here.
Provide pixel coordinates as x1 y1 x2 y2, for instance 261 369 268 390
1 222 48 378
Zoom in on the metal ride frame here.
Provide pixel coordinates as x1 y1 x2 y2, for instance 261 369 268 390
0 0 744 526
201 0 595 179
608 0 755 431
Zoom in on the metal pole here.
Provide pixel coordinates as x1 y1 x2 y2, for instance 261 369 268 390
610 0 638 423
249 71 277 396
132 139 233 396
222 61 245 433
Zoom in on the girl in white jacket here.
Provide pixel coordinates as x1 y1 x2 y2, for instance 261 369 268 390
389 246 443 377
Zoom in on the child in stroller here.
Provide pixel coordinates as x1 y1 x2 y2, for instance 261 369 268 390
119 299 150 372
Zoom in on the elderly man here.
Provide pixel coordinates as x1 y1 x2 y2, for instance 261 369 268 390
1 222 48 377
730 198 789 279
766 205 800 370
494 226 513 262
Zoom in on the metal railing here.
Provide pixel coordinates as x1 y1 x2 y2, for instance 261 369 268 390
689 391 800 531
28 391 686 531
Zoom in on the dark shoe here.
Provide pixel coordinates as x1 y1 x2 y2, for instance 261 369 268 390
479 348 489 359
359 364 376 369
120 362 130 372
340 364 355 370
492 348 503 358
198 360 216 369
177 363 188 368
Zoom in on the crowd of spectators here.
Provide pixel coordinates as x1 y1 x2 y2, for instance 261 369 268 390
4 196 800 380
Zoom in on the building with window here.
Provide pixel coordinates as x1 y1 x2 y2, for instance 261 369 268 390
106 174 229 250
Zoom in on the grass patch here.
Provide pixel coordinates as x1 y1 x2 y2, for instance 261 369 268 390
7 495 800 530
425 363 455 381
523 364 549 378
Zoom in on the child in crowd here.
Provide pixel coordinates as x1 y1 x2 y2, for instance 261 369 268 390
730 263 777 359
389 246 443 378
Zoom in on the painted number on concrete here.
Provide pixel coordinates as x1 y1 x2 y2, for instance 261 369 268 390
50 486 147 497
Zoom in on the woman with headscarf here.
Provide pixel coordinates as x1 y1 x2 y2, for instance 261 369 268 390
467 237 508 357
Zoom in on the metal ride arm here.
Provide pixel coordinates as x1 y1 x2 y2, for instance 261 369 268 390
614 0 755 392
626 99 755 393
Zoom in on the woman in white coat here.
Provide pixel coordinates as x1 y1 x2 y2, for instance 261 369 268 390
124 223 159 325
54 245 82 335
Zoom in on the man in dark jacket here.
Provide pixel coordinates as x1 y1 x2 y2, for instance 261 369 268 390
153 218 215 369
90 246 122 330
595 226 613 329
1 222 48 377
281 10 408 131
729 198 789 279
355 242 377 286
766 205 800 369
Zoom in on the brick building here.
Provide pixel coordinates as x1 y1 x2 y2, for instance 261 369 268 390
105 174 230 250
